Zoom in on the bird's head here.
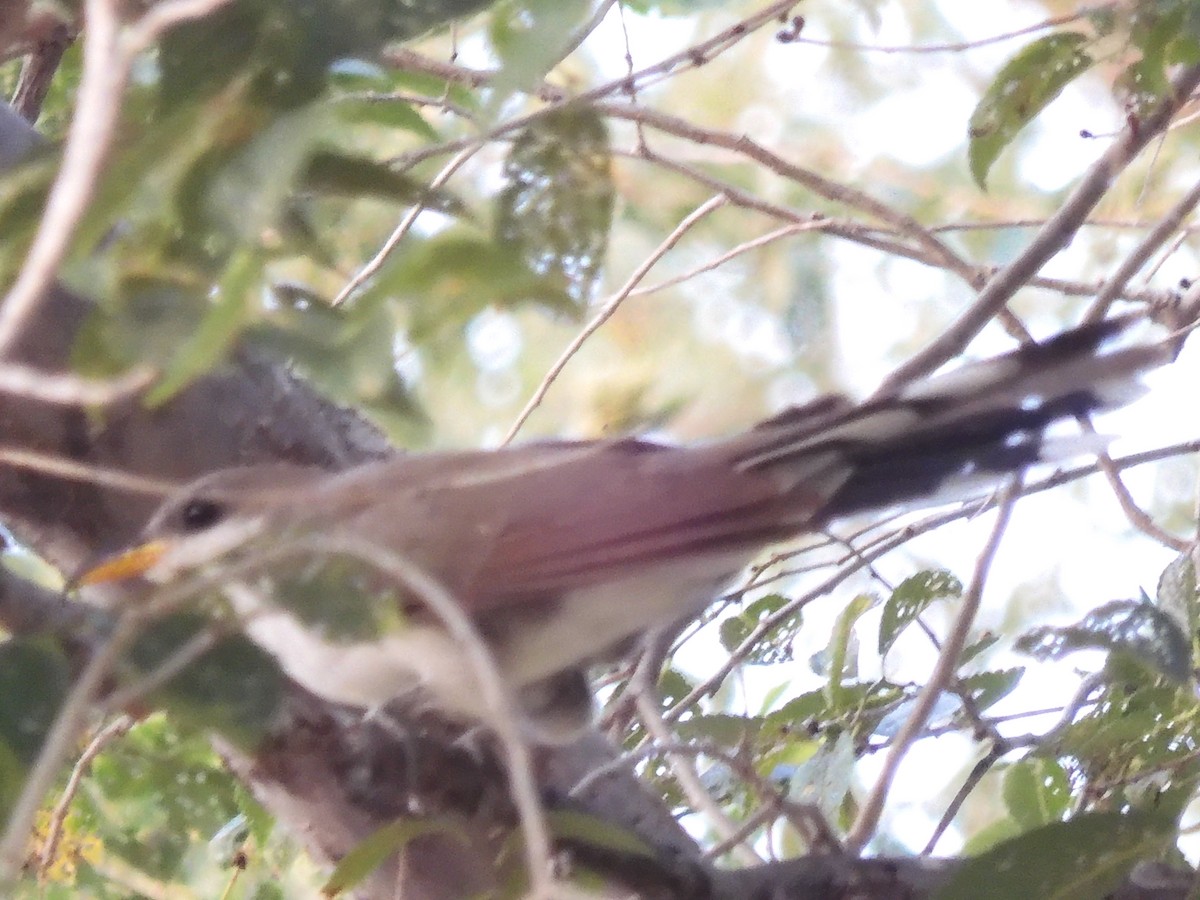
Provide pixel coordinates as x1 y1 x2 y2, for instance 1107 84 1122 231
79 464 323 585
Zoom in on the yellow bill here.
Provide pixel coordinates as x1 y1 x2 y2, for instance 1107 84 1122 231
78 540 169 585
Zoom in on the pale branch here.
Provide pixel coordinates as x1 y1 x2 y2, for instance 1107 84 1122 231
332 144 480 308
845 481 1021 853
0 0 126 361
0 0 234 362
1084 176 1200 322
876 63 1200 394
37 714 132 878
0 363 153 405
627 146 1169 312
503 193 728 443
790 5 1108 55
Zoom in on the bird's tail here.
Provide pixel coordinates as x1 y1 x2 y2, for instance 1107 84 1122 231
735 316 1177 524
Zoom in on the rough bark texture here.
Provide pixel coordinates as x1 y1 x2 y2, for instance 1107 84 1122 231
0 102 1193 898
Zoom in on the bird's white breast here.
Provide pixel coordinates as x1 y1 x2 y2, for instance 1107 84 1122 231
219 548 752 725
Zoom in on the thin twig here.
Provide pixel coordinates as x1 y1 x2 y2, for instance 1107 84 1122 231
0 0 126 360
1076 416 1189 551
790 6 1106 55
502 193 728 443
313 533 557 897
627 637 763 867
923 670 1107 854
383 0 797 172
554 0 618 64
670 438 1200 717
12 24 75 123
122 0 235 54
331 145 479 307
1083 176 1200 322
0 613 141 881
0 363 153 406
37 715 133 878
0 0 236 360
626 221 824 299
1096 449 1189 551
628 145 1169 311
0 446 179 497
845 480 1022 854
920 745 1005 855
602 104 977 284
875 63 1200 394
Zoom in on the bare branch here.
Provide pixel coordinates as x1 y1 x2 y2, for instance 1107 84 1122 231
332 145 480 308
38 715 133 878
876 64 1200 394
0 363 153 405
846 480 1022 854
503 193 728 443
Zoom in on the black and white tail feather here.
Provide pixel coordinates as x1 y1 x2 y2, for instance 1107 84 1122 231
737 315 1174 527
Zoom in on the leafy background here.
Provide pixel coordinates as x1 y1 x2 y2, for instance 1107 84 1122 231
0 0 1199 896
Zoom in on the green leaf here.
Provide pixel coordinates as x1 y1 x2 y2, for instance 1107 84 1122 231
1003 758 1070 831
968 32 1093 188
656 667 694 708
126 613 286 748
767 681 906 742
674 713 759 747
1 543 66 591
546 809 657 859
957 667 1024 712
495 104 615 310
72 281 209 378
73 83 264 263
0 149 57 286
248 289 429 435
1054 673 1196 783
0 638 69 765
785 730 855 825
1015 599 1191 683
332 98 440 139
1113 54 1171 123
145 249 263 406
718 593 794 663
878 570 963 657
205 104 335 241
826 593 877 708
488 0 592 108
958 631 1000 666
932 810 1177 900
159 0 496 107
0 739 25 818
1157 551 1199 662
81 716 249 878
300 151 466 217
269 555 408 641
961 816 1023 856
369 230 578 336
323 817 467 896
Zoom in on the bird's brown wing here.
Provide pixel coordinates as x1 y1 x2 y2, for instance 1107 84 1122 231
317 318 1173 613
319 434 848 611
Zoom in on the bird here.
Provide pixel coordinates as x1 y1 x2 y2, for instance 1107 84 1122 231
81 316 1176 743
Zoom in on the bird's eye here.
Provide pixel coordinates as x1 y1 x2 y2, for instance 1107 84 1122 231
179 498 225 532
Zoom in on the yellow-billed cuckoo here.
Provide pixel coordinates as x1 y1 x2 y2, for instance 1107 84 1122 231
81 318 1176 742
